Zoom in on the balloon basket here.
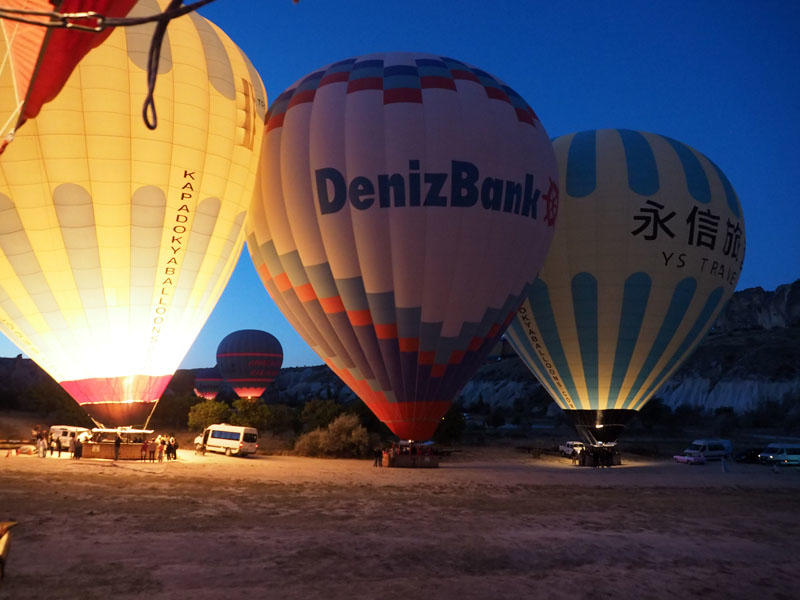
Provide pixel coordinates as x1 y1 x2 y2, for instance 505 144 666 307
576 445 622 468
382 451 439 468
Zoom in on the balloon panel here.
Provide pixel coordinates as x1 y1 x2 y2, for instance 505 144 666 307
0 1 137 146
0 0 267 426
216 329 283 399
507 129 744 417
247 52 558 440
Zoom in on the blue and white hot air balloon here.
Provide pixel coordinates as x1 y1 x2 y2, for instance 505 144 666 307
506 129 745 443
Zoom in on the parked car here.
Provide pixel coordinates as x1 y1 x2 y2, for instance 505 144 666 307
758 443 800 466
733 447 764 464
674 452 706 465
681 439 732 462
558 441 585 457
195 423 258 457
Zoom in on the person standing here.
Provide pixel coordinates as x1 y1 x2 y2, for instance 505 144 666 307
68 433 76 458
140 439 149 462
114 433 122 461
55 436 62 458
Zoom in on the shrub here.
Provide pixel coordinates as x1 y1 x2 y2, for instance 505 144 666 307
294 413 370 457
187 399 231 431
230 398 271 431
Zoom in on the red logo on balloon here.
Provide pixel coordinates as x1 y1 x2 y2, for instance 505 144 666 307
543 178 559 227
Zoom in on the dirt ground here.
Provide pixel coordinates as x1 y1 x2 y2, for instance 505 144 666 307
1 440 799 600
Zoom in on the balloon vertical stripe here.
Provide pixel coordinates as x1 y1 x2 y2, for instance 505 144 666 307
607 272 651 406
618 129 659 195
637 286 724 409
710 160 742 218
622 277 697 408
572 272 599 406
659 136 711 204
529 279 581 409
565 130 597 198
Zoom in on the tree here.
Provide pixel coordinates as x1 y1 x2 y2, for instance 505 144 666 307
230 398 272 431
187 399 231 431
434 404 466 444
294 413 371 457
263 403 299 435
300 398 342 432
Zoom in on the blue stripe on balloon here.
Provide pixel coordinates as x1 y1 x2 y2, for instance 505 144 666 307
572 272 598 408
708 159 741 218
608 272 652 405
640 286 724 404
505 322 570 408
618 129 660 196
566 130 596 198
660 135 711 204
622 277 697 408
528 278 582 408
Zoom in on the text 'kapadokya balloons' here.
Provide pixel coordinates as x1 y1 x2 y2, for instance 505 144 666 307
216 329 283 399
0 1 137 151
246 52 558 440
193 365 223 401
0 0 267 427
506 129 745 443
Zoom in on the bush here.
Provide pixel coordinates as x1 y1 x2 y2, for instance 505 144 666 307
294 413 371 457
230 398 271 431
300 398 343 432
187 399 231 431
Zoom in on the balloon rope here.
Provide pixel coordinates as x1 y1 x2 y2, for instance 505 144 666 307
143 0 184 130
0 1 219 31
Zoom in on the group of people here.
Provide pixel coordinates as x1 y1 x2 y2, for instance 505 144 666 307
31 427 83 459
139 435 179 463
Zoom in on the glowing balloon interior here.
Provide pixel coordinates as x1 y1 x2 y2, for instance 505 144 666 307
506 129 745 443
246 52 558 440
216 329 283 399
0 0 267 427
0 1 137 150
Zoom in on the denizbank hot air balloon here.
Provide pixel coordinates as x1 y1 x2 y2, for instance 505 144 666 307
506 129 745 444
216 329 283 399
0 0 267 427
246 52 559 441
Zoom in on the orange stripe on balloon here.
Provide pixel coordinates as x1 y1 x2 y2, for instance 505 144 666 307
374 323 398 339
399 337 419 352
273 272 291 292
347 309 372 326
418 351 435 365
468 336 483 351
295 282 316 302
431 364 446 377
319 295 345 314
449 350 465 364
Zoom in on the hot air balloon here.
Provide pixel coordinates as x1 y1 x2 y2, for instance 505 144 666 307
193 365 222 400
246 52 558 441
0 1 138 152
216 329 283 399
506 129 745 444
0 0 267 427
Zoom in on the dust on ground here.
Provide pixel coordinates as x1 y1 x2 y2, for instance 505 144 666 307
1 439 799 600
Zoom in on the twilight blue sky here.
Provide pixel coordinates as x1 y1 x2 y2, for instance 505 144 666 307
1 0 798 368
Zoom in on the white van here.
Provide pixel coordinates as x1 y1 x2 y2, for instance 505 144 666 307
758 443 800 466
49 425 91 449
196 424 258 456
682 439 732 461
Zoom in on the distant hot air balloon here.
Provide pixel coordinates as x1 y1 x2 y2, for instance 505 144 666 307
506 129 745 444
0 0 267 427
193 365 222 400
246 52 558 440
216 329 283 399
0 1 138 151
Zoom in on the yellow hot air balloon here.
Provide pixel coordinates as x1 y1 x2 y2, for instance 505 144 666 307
506 129 745 444
0 0 266 427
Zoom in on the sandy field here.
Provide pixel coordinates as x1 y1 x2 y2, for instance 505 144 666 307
1 443 799 600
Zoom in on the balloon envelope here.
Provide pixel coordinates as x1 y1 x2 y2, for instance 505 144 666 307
0 1 137 150
506 129 745 443
0 0 267 427
216 329 283 399
193 365 223 401
246 52 558 440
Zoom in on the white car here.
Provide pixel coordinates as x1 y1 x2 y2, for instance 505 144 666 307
559 441 585 456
